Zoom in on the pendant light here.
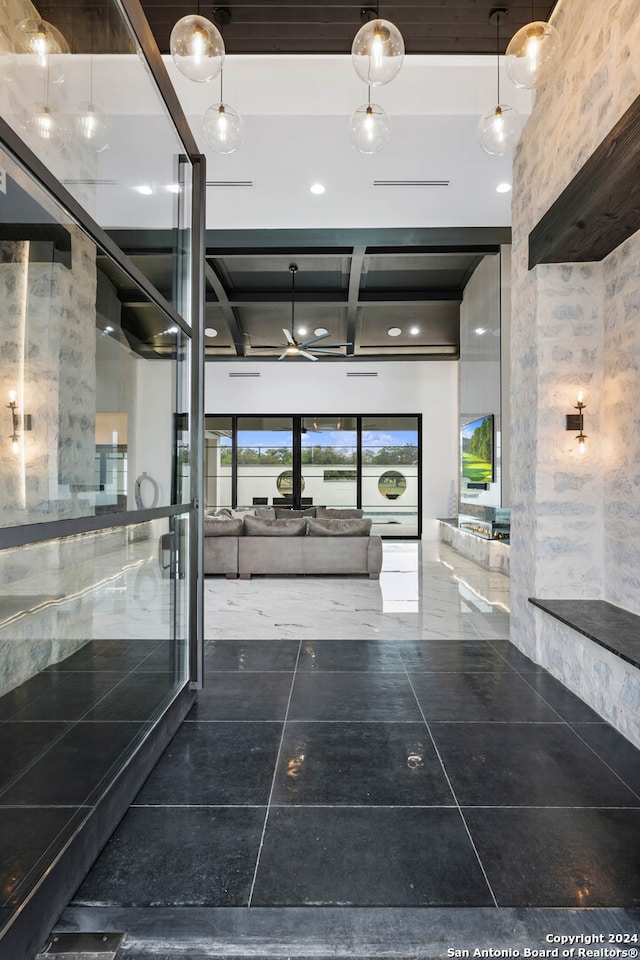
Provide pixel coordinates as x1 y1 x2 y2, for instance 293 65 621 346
14 17 69 84
477 9 522 157
351 7 404 86
505 1 562 90
24 60 67 151
170 0 224 83
202 9 243 154
74 19 109 154
350 88 390 154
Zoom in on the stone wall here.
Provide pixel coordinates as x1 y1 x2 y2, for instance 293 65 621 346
510 0 640 742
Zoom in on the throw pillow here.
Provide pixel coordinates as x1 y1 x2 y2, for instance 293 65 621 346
274 507 316 518
307 518 372 537
243 515 306 537
315 506 364 520
203 516 244 537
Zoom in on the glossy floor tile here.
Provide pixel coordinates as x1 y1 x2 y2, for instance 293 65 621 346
68 541 640 911
71 807 265 907
251 807 495 907
135 721 283 806
271 721 453 806
464 807 640 907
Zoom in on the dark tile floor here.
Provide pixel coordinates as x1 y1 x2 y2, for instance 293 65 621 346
0 640 180 914
72 635 640 910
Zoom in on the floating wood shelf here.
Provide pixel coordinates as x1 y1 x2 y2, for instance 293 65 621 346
528 95 640 267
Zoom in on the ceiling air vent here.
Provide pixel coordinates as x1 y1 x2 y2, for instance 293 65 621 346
346 371 378 377
373 180 449 187
62 179 118 186
229 371 260 377
207 180 254 188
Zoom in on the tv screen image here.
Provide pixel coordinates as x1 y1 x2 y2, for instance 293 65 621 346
461 415 494 483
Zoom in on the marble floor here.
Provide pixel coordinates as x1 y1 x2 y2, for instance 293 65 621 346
68 540 640 912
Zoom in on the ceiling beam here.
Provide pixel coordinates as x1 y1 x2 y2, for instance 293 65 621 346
204 260 245 357
529 94 640 267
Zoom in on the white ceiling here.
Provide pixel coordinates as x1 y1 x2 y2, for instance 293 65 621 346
169 54 532 231
31 53 531 232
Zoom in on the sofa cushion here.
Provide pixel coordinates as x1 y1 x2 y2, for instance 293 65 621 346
274 507 316 519
203 516 244 537
315 506 364 520
307 517 372 537
232 507 276 520
244 515 306 537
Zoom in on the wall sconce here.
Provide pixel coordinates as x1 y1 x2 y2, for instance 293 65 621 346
7 391 32 454
566 390 587 454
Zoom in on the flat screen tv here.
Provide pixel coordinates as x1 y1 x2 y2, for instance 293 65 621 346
461 414 494 483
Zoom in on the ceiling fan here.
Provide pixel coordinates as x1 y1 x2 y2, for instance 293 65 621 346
279 264 351 360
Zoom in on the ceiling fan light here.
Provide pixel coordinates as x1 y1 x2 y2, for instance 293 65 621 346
286 343 300 355
505 20 562 89
351 17 404 86
350 102 390 154
202 102 244 154
170 14 224 83
477 103 521 156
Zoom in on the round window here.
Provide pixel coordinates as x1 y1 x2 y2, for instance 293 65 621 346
378 470 406 500
276 471 305 494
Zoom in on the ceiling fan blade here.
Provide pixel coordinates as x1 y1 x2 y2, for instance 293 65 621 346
314 342 351 348
299 350 318 361
311 349 348 356
277 350 289 360
282 328 295 345
300 331 331 347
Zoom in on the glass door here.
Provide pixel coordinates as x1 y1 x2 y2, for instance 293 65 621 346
361 416 420 536
302 416 358 508
236 417 294 507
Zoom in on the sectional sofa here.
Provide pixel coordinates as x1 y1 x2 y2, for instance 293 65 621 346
203 506 383 579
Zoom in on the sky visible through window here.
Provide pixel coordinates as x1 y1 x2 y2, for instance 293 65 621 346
234 429 416 448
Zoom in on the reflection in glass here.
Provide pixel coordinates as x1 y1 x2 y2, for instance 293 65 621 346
204 416 233 512
0 144 187 528
302 417 357 509
362 416 419 536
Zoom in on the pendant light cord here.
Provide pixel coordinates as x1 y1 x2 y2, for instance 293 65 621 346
496 13 501 104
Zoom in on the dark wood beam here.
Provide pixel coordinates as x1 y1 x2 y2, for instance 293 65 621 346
204 260 245 357
529 95 640 267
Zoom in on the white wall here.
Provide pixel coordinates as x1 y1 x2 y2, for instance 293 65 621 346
205 360 458 538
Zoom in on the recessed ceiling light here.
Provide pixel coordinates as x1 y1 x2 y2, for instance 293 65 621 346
387 327 402 337
409 326 420 335
134 185 153 196
297 327 308 336
314 327 328 336
310 183 325 195
496 182 512 193
475 327 487 335
204 327 218 337
104 325 113 333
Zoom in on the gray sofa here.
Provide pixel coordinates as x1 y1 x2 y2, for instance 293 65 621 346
204 507 383 579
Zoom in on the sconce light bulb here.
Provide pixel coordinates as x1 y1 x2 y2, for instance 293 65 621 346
12 439 19 455
577 390 584 405
9 390 16 403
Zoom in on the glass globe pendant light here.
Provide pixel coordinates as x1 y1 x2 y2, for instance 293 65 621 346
170 12 224 83
350 93 390 154
478 8 521 157
351 8 404 86
505 18 562 89
74 100 109 152
24 101 67 151
201 9 242 153
14 17 69 84
74 51 109 153
202 101 243 153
